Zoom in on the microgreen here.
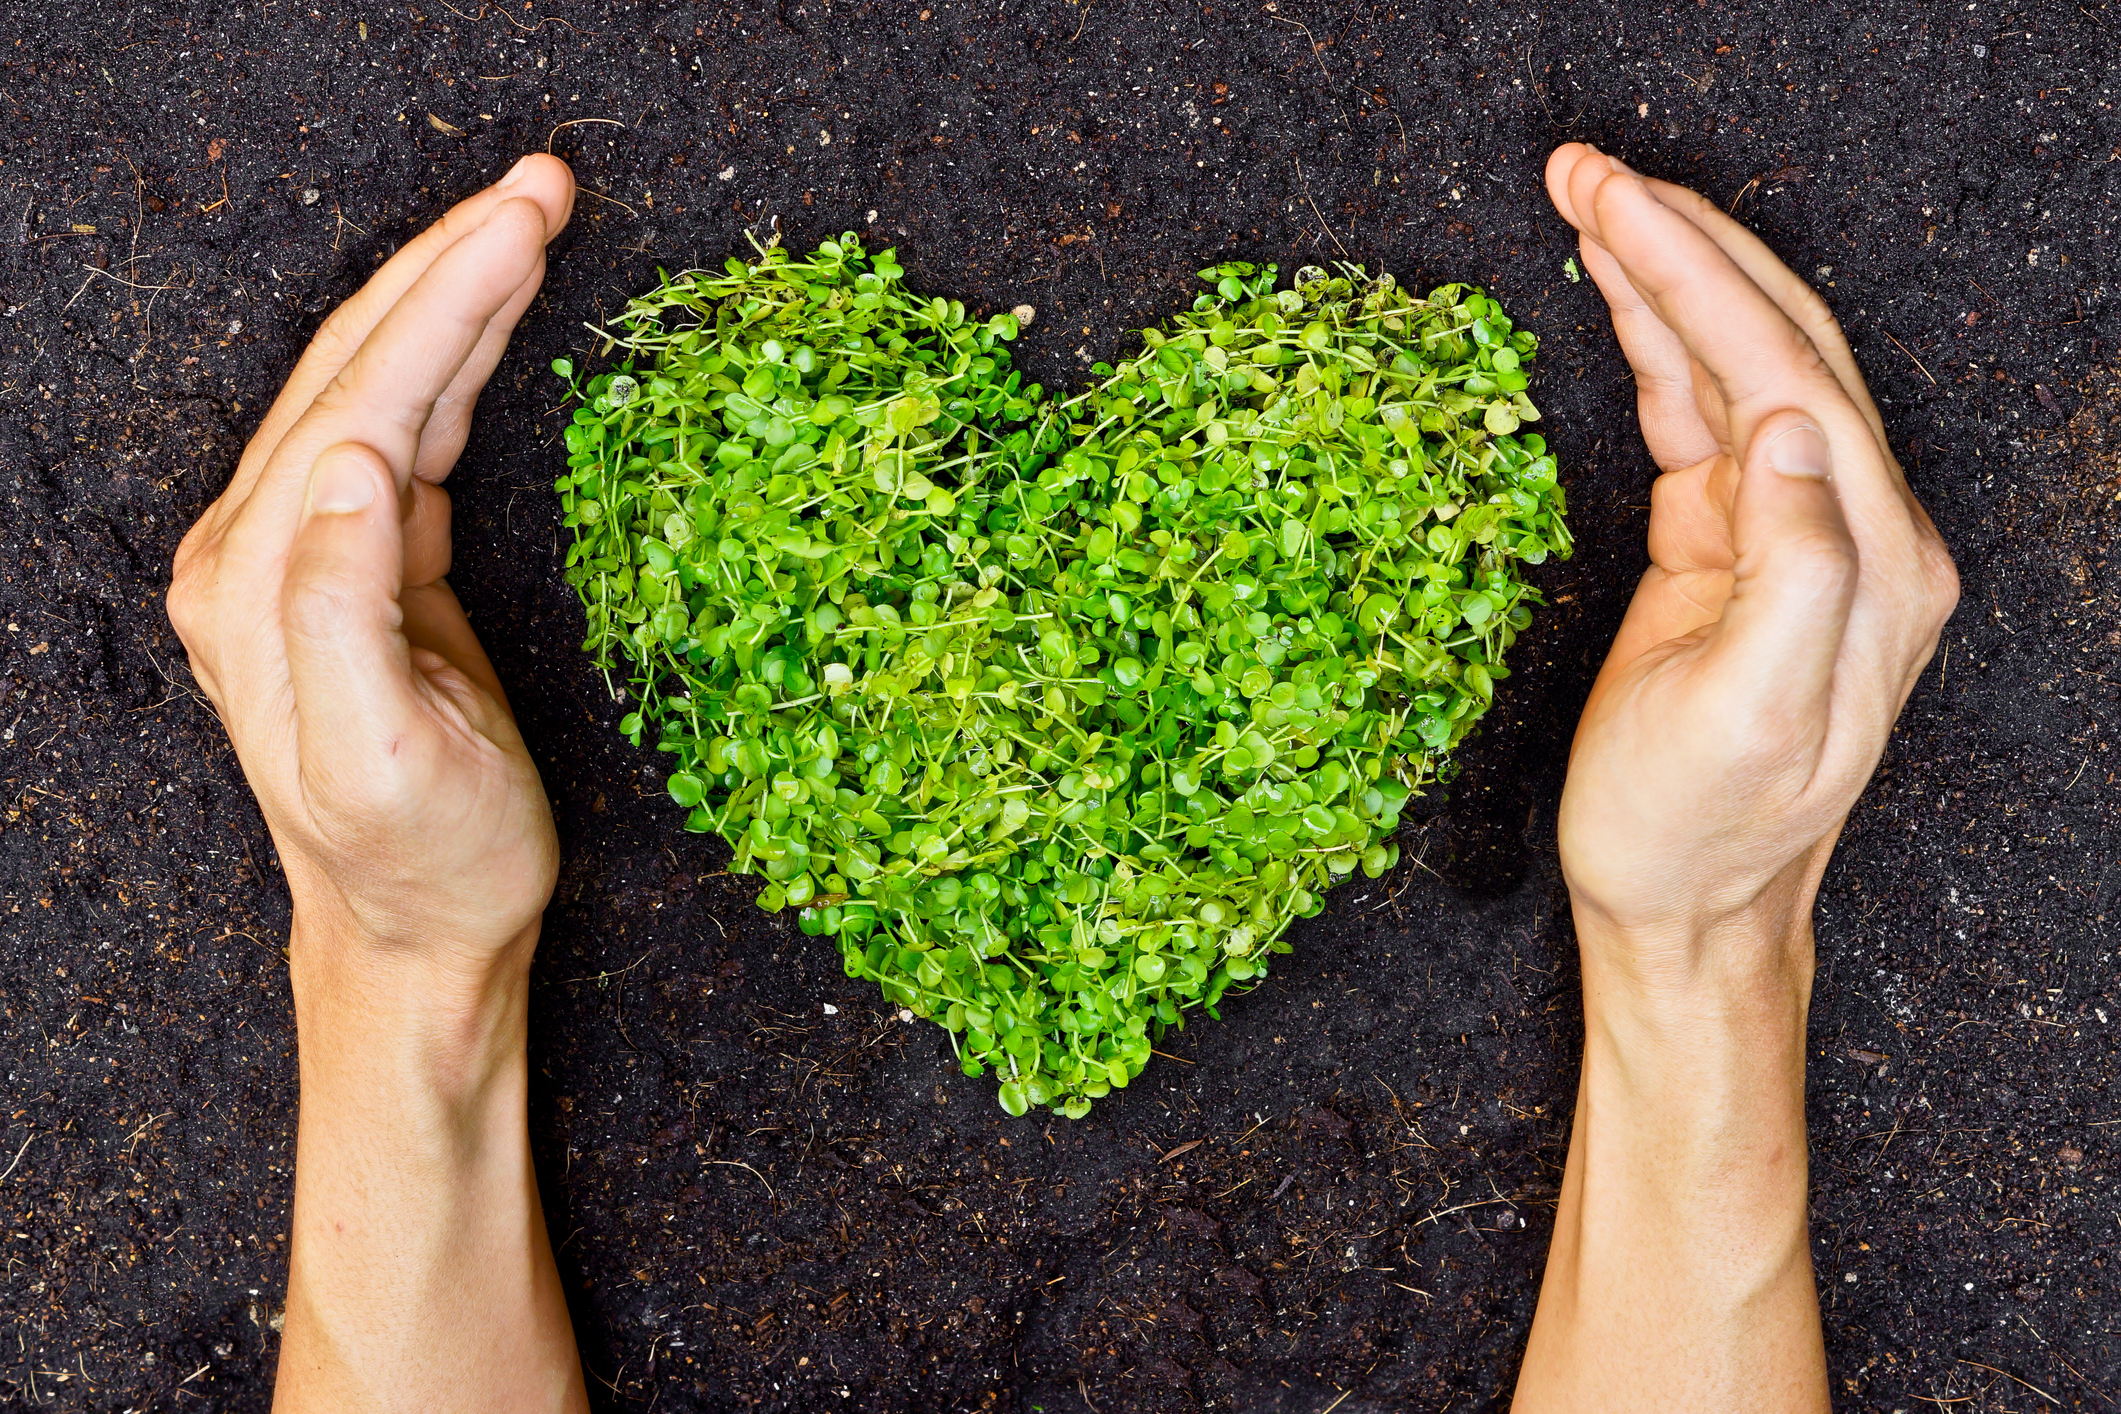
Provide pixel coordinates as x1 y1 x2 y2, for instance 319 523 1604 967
555 236 1569 1119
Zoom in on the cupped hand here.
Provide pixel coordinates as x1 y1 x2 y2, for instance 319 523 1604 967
1544 143 1958 978
168 154 577 978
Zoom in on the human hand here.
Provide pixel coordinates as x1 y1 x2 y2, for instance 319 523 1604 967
168 154 577 984
1543 142 1958 986
1513 146 1956 1413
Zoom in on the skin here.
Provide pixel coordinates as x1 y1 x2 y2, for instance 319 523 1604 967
1512 146 1958 1409
167 153 587 1413
166 144 1955 1409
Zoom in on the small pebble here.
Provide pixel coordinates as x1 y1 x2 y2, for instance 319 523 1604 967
1012 303 1036 327
717 165 736 181
301 188 320 206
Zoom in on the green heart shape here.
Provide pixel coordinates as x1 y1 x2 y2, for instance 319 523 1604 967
554 235 1570 1119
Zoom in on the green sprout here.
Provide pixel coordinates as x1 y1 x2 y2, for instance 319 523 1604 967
554 237 1569 1119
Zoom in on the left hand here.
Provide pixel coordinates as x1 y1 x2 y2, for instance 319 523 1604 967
167 153 577 980
1544 143 1959 975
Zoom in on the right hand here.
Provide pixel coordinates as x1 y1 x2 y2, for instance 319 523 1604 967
167 154 577 980
1543 143 1958 981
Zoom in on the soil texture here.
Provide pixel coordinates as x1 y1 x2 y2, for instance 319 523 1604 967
1 1 2118 1409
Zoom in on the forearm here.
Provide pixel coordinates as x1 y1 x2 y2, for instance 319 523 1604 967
274 915 585 1414
1514 911 1827 1413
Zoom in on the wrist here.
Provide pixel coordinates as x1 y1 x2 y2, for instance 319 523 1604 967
1576 905 1813 1025
1561 907 1817 1297
288 905 539 1112
1570 903 1813 1237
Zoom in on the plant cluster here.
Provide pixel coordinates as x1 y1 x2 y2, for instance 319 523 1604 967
554 235 1569 1117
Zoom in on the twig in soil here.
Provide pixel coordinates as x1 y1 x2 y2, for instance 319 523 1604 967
1267 8 1350 128
1959 1360 2062 1407
2052 1353 2117 1407
1413 1196 1519 1227
559 947 657 986
1293 158 1350 257
547 116 627 153
200 168 232 214
1883 330 1936 385
0 1133 32 1183
117 151 147 269
123 1112 172 1159
575 188 640 218
1069 0 1094 42
707 1158 776 1199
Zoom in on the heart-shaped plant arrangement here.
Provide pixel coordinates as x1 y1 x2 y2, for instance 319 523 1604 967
553 235 1569 1118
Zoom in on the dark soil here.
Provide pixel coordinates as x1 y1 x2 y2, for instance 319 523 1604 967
2 1 2118 1409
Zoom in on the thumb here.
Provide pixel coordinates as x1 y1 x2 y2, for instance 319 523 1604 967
281 442 426 800
1704 412 1859 747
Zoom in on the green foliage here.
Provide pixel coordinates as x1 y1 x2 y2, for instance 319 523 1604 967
555 236 1569 1119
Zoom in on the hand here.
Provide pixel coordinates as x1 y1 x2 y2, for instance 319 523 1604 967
1512 145 1958 1413
1545 143 1959 979
169 156 587 1414
168 154 576 980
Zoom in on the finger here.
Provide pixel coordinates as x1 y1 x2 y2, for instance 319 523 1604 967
280 444 427 807
400 478 453 588
1645 454 1739 576
239 155 575 484
410 242 549 486
403 581 515 721
1577 236 1725 472
1571 164 1913 541
1610 158 1962 719
229 196 552 556
1631 171 1891 456
1702 414 1857 763
1575 163 1839 438
1546 146 1722 472
1541 143 1599 232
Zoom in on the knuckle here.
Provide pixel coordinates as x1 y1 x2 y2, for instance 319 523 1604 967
281 569 364 641
307 307 361 366
1919 543 1962 625
1760 523 1858 597
165 543 216 645
164 574 198 640
1788 282 1841 340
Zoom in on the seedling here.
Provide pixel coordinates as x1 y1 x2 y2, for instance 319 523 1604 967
555 237 1569 1117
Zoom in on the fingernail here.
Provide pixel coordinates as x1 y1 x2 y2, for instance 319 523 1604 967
1605 152 1637 176
498 153 536 190
308 449 378 514
1764 424 1833 481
